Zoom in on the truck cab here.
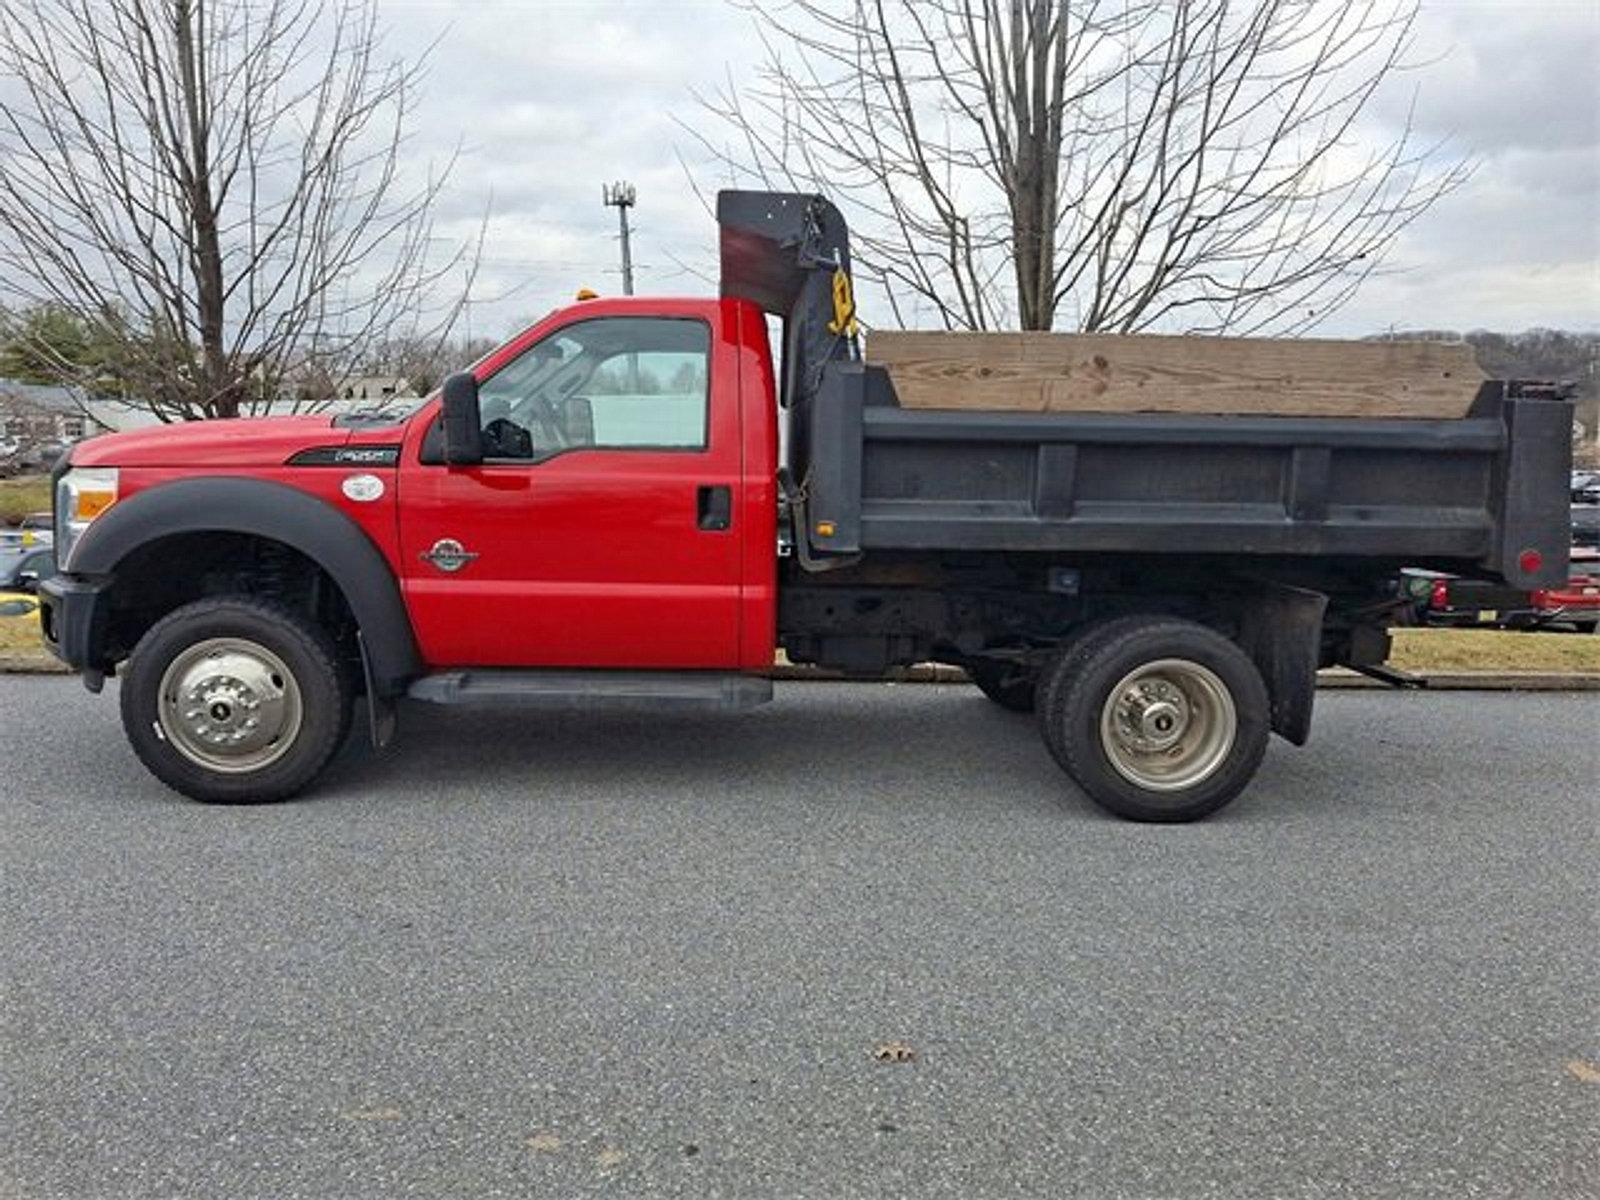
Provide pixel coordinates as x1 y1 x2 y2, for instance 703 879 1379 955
393 296 779 673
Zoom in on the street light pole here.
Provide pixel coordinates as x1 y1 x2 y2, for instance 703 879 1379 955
602 181 637 296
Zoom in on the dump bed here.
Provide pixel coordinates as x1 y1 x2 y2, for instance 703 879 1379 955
715 189 1573 591
794 366 1572 590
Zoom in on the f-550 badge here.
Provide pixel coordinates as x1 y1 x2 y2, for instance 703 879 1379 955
421 538 479 573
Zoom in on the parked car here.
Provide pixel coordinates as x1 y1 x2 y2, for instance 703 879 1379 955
1573 470 1600 505
0 544 51 638
0 545 54 593
0 531 51 554
0 591 40 625
1403 556 1600 633
1573 504 1600 549
10 440 73 473
0 515 52 552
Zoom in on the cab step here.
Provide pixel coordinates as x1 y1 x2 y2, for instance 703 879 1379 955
406 669 773 712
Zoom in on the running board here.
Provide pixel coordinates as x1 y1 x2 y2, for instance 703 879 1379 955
407 669 773 712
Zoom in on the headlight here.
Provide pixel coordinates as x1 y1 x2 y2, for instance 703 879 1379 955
55 467 119 569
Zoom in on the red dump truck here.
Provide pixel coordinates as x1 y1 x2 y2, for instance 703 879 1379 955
40 192 1572 820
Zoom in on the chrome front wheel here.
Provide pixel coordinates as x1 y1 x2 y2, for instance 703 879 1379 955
157 638 305 774
122 597 352 804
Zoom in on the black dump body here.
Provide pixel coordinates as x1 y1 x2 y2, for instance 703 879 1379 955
798 366 1573 590
718 190 1573 592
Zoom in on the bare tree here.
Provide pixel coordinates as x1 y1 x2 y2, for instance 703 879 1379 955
0 0 479 420
358 332 499 397
688 0 1468 334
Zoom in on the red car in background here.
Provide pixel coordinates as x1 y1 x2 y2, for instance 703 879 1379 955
1406 549 1600 633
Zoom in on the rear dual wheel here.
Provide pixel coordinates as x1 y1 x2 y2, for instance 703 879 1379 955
1036 617 1270 822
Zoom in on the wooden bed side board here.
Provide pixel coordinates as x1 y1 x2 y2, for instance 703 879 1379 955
865 331 1488 419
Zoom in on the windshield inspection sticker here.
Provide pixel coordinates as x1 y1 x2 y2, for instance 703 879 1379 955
341 473 385 502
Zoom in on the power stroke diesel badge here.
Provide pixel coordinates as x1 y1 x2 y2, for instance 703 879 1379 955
420 538 479 573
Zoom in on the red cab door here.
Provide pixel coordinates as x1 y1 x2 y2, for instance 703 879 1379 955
397 306 744 669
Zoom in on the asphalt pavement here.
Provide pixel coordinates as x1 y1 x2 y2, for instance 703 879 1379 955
2 676 1597 1199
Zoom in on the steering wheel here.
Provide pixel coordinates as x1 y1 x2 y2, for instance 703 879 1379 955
482 417 532 459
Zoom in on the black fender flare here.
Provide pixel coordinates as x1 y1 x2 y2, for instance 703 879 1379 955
70 476 421 695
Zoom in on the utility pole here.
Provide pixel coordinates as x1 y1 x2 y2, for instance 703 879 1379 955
602 181 637 295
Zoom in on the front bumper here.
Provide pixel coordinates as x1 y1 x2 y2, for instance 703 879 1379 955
38 573 114 674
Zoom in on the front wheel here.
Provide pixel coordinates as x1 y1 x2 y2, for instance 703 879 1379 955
1038 617 1270 822
120 597 353 804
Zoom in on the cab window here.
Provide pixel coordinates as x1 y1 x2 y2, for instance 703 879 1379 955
476 317 710 460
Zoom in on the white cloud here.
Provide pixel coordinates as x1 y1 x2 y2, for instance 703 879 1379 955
383 0 1599 340
1317 0 1600 334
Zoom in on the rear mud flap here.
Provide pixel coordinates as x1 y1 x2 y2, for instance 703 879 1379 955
1236 584 1327 746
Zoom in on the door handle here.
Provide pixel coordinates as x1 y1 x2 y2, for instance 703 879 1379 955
697 485 732 531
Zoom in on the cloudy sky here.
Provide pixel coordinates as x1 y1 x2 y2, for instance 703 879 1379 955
380 0 1598 342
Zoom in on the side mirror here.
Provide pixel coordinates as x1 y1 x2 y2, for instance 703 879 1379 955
561 397 595 446
441 372 483 466
16 570 38 593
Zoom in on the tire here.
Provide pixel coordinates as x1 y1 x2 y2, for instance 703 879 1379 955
119 596 353 804
1038 616 1270 823
1033 618 1128 770
965 658 1037 713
